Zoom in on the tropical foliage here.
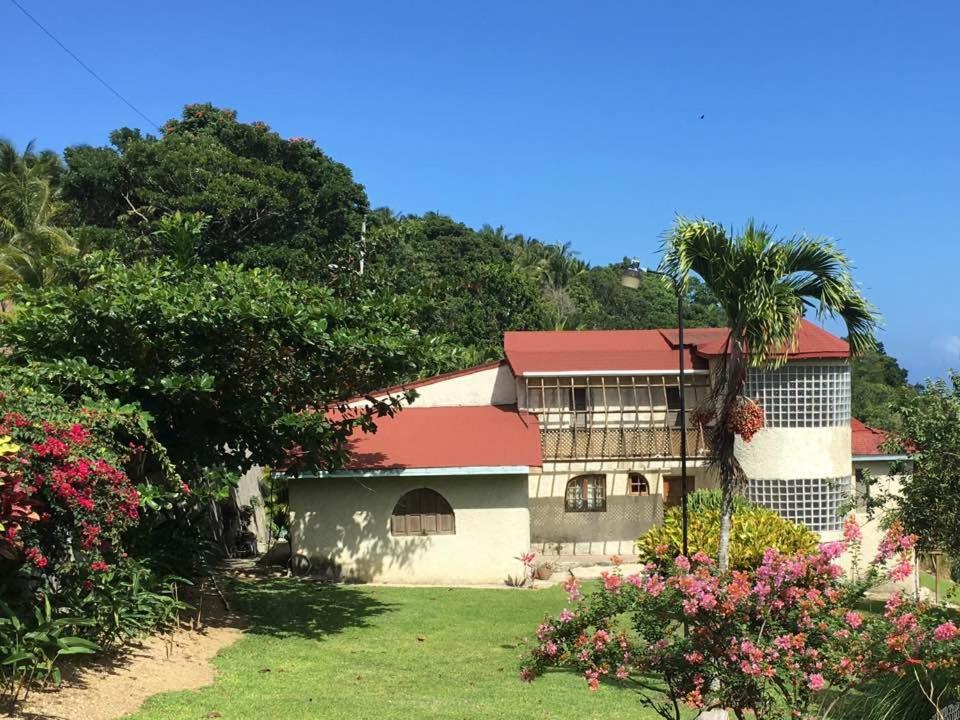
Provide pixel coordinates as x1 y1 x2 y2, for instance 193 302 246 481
889 372 960 558
0 252 420 477
0 140 77 292
635 499 818 570
659 218 879 570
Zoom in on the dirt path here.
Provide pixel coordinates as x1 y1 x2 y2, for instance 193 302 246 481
4 581 245 720
6 624 243 720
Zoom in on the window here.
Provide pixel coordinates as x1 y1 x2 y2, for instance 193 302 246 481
565 474 606 512
569 387 589 428
745 476 851 532
391 488 455 536
627 473 650 495
745 362 851 428
854 468 870 511
665 387 682 410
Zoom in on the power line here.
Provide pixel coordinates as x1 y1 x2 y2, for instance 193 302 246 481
8 0 161 131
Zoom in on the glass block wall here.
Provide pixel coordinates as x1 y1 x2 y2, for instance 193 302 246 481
746 477 851 532
745 362 851 428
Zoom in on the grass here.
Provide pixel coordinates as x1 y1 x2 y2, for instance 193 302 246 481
920 571 959 603
127 578 680 720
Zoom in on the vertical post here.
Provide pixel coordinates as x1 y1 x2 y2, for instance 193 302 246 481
677 284 689 558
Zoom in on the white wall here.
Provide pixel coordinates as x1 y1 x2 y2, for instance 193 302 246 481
736 426 851 480
359 363 517 408
288 473 530 584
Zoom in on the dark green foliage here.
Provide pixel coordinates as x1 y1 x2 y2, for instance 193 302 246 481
891 372 960 556
0 252 422 476
567 263 725 330
0 597 99 701
61 104 368 279
851 342 917 430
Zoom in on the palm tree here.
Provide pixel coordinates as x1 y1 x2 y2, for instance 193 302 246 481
0 139 77 294
660 218 878 571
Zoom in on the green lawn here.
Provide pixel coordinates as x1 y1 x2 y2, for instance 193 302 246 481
920 571 959 603
127 578 679 720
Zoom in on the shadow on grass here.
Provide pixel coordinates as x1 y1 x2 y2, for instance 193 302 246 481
227 577 396 641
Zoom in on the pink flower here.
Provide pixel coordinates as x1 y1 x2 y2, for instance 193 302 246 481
691 550 714 566
845 611 863 629
933 621 958 642
602 571 622 593
888 560 913 582
563 576 582 602
559 608 574 623
807 673 826 691
674 555 691 572
842 515 862 543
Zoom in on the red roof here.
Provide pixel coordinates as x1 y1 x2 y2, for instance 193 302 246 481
665 320 849 360
506 319 848 375
504 329 708 375
342 405 542 471
851 418 893 457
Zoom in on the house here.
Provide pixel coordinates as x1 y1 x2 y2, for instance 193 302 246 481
850 418 912 564
285 319 896 584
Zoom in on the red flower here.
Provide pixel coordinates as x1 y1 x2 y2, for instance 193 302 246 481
89 560 110 573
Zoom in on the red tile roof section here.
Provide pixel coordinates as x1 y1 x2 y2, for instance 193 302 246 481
851 418 893 456
504 320 847 375
504 329 708 375
343 405 542 471
659 319 849 360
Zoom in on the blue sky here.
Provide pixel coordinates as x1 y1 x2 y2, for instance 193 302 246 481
2 1 958 382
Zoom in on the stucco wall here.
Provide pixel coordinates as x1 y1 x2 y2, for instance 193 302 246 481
529 459 716 556
359 363 517 408
288 473 529 584
736 426 851 479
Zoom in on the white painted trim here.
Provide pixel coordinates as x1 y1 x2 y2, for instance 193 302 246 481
852 455 910 462
279 465 531 479
522 369 709 377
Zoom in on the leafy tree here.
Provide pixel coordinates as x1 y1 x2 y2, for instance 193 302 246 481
851 342 916 430
0 140 77 292
60 104 368 279
0 252 423 479
890 372 960 556
660 218 878 571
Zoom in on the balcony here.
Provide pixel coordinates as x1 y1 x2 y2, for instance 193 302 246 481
540 424 711 460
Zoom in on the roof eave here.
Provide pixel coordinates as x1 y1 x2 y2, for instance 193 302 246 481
278 465 533 479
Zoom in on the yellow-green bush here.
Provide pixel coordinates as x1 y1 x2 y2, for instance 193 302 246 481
636 503 818 570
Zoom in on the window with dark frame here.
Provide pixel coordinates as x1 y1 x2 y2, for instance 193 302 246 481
627 473 650 495
390 488 455 536
568 387 589 428
665 386 682 410
565 474 606 512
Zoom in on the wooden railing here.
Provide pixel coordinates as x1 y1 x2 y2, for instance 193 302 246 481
540 426 712 460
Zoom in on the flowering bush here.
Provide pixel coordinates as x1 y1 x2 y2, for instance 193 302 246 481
521 521 960 720
0 409 142 585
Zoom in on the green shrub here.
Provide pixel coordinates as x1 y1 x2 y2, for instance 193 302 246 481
636 501 818 570
684 488 756 514
0 596 99 701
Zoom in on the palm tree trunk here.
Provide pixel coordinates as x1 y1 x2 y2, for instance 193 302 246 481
716 339 748 573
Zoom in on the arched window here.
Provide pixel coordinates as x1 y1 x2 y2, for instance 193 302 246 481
565 474 606 512
391 488 455 536
628 473 650 496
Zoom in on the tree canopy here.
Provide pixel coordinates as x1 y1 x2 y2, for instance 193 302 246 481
0 252 423 476
61 104 368 279
891 372 960 557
